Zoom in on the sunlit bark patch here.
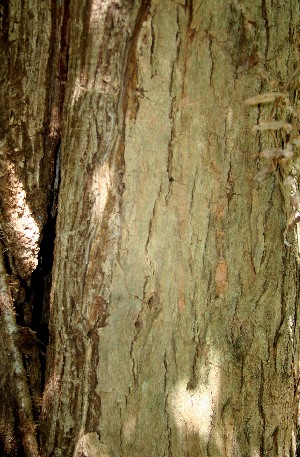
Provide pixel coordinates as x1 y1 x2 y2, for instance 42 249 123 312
169 350 221 442
0 160 40 278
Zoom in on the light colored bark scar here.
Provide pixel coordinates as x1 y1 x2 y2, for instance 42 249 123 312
215 258 228 297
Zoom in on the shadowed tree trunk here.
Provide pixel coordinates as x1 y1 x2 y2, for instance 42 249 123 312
0 1 299 456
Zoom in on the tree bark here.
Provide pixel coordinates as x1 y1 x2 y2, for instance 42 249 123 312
0 249 40 457
0 0 67 454
0 1 299 456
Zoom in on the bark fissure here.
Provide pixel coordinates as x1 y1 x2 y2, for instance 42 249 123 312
166 6 181 196
145 186 161 254
258 361 266 455
261 0 270 58
130 333 138 386
164 352 173 457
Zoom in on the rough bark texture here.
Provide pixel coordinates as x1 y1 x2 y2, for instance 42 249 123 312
0 0 300 456
41 0 300 456
0 0 49 277
0 248 40 457
0 0 67 454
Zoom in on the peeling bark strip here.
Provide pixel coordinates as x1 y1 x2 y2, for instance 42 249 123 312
0 249 39 457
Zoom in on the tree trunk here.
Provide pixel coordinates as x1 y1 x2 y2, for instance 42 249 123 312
0 1 299 456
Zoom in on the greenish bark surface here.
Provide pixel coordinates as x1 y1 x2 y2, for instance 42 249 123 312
0 1 299 456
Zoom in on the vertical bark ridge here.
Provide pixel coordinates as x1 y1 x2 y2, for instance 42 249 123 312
41 1 152 455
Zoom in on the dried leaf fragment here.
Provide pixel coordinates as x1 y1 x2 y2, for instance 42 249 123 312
244 92 288 105
287 210 300 231
284 210 300 246
261 148 293 159
252 121 292 133
290 193 300 209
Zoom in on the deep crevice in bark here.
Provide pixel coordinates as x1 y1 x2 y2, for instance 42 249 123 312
31 139 61 390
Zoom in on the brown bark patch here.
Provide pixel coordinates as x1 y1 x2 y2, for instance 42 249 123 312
215 258 228 297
